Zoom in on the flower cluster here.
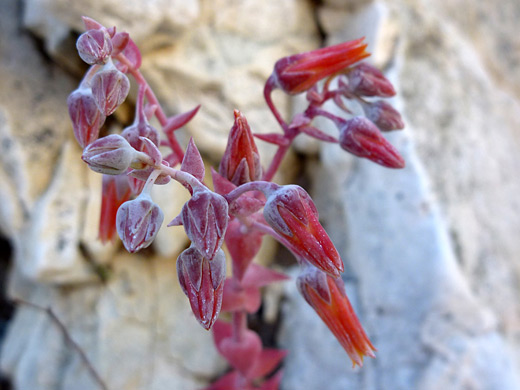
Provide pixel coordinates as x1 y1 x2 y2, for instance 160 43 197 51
69 17 404 389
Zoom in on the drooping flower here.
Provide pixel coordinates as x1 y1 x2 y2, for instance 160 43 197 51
338 116 405 168
219 110 262 186
347 62 395 98
116 193 164 253
361 100 404 132
297 265 376 367
91 66 130 116
271 38 369 95
76 28 113 65
177 246 226 330
179 188 229 260
263 185 344 277
67 88 106 148
82 134 136 175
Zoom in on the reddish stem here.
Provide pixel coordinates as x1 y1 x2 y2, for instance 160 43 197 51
232 310 247 342
115 53 185 162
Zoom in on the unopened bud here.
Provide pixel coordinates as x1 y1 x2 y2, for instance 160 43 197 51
67 88 105 148
116 193 164 253
347 63 396 98
179 189 229 260
91 67 130 116
362 100 404 131
76 29 113 65
219 110 262 185
177 246 226 329
338 117 405 168
82 134 136 175
263 185 343 277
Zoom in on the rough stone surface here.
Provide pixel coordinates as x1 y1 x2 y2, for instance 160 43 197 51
280 1 520 390
1 0 520 389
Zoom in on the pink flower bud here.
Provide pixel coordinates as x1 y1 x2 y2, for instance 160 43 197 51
338 116 405 168
177 246 226 330
180 189 229 260
91 68 130 116
272 38 369 95
219 110 262 185
297 265 376 367
67 88 105 148
76 29 113 65
263 185 344 277
116 193 164 253
121 120 159 149
347 62 396 97
363 100 404 131
82 134 136 175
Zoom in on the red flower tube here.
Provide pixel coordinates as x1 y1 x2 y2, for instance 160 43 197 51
297 265 376 367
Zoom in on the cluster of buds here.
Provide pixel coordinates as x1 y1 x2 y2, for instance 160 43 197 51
69 17 406 390
264 39 405 170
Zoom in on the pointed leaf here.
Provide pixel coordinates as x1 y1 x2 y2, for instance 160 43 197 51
299 125 338 143
242 264 289 288
253 133 289 146
164 105 201 133
249 349 287 380
121 37 141 69
211 168 236 196
203 371 241 390
181 137 205 181
82 16 103 30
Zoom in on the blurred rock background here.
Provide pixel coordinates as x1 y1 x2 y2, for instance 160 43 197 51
0 0 519 389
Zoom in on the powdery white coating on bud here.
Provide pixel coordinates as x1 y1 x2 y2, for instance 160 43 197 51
297 265 376 367
363 100 405 132
181 189 229 260
347 62 396 98
76 29 113 65
177 247 226 329
338 116 405 168
219 110 262 186
67 88 105 148
91 68 130 116
82 134 136 175
263 185 344 277
116 193 164 253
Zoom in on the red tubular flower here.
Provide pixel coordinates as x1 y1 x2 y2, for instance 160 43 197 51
219 110 262 186
263 185 344 277
177 246 226 330
297 266 376 367
272 38 369 95
338 116 405 168
99 174 132 243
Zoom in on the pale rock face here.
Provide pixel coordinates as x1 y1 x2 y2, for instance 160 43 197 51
280 1 520 390
1 0 520 389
